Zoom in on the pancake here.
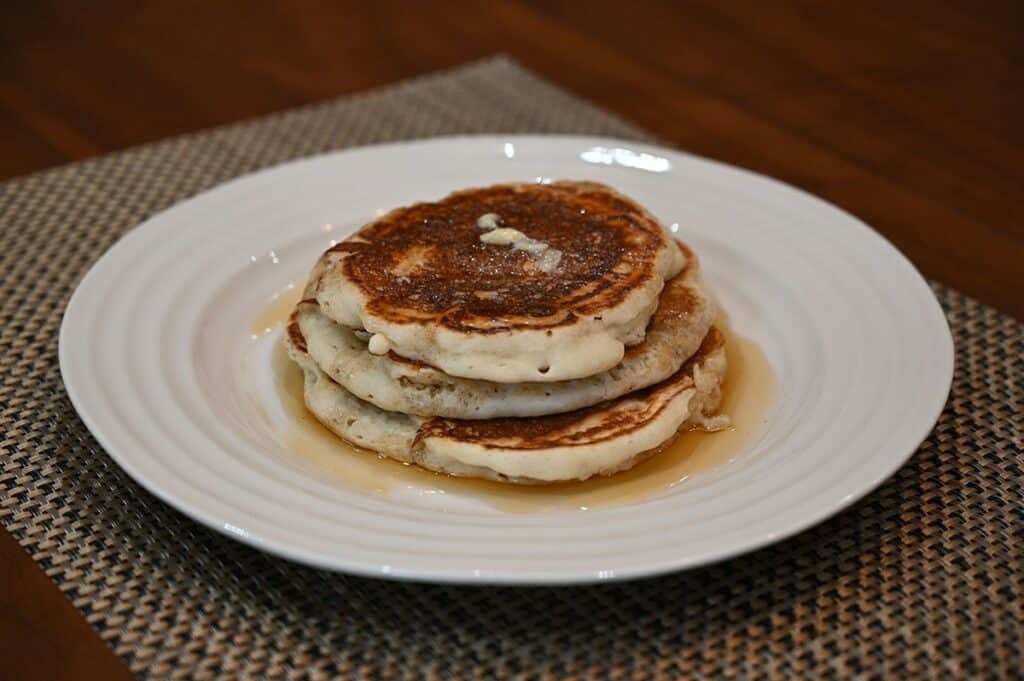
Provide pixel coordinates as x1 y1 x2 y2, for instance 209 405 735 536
296 243 715 419
307 181 685 383
284 321 728 484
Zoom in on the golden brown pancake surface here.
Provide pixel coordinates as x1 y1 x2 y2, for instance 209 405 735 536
293 241 716 419
414 327 725 451
317 181 677 333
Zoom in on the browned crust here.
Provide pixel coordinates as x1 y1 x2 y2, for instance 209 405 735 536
286 311 308 353
414 327 725 450
306 241 702 378
623 242 696 360
313 181 677 334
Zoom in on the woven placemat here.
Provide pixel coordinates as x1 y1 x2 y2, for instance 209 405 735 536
1 57 1020 680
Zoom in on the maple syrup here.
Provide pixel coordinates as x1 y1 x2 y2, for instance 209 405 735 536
256 284 776 512
249 282 302 338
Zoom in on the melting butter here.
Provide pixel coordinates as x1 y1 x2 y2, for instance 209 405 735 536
476 212 501 229
480 227 529 245
536 249 562 273
477 216 562 273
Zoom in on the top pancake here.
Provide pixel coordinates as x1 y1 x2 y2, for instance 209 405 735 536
307 181 684 382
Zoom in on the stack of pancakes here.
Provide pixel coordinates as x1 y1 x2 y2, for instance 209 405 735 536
285 181 728 484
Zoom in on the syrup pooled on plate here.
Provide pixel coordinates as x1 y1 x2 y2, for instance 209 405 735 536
256 283 776 512
250 281 303 338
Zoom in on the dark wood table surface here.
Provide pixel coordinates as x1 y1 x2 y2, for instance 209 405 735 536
1 1 1020 678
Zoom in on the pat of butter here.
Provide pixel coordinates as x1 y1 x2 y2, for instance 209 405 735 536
537 249 562 273
480 227 528 245
480 228 550 254
514 240 548 254
367 333 392 355
476 213 501 229
477 218 562 274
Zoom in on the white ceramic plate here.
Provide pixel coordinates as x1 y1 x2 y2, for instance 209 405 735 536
60 136 952 584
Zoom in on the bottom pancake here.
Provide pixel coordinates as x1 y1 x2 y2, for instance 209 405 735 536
284 320 729 484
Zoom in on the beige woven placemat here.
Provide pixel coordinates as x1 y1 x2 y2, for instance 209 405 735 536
0 57 1020 680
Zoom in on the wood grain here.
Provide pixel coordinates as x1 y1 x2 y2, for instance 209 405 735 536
1 1 1019 319
0 1 1019 678
0 529 134 681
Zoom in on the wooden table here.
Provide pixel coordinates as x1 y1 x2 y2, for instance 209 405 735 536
1 2 1019 678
